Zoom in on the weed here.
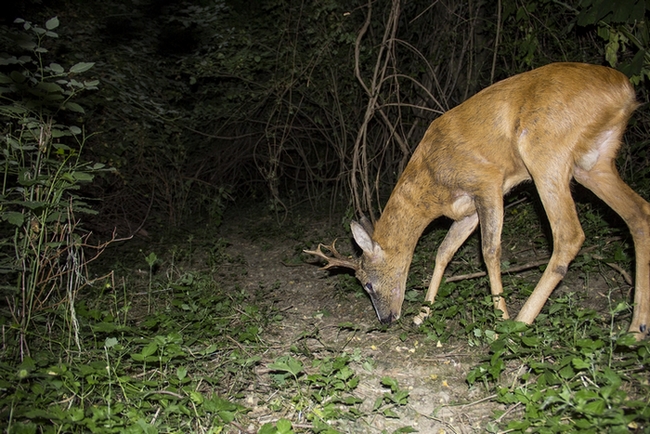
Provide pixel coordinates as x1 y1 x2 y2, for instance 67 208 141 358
259 418 297 434
143 252 158 313
467 292 650 432
1 261 262 432
0 17 113 356
373 377 410 418
267 352 363 428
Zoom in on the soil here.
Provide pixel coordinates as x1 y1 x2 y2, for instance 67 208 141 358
210 202 627 434
213 205 505 433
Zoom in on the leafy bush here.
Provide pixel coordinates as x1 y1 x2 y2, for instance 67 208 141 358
577 0 650 83
0 17 110 355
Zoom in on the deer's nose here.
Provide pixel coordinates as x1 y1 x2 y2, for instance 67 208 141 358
379 312 399 324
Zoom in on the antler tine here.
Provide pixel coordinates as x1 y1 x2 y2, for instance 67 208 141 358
303 240 360 271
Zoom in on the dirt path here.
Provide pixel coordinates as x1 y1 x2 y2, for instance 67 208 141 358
217 209 504 433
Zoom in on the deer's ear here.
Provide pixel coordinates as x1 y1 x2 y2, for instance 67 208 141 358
359 215 374 237
351 220 383 258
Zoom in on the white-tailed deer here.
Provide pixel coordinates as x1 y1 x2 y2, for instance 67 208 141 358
306 62 650 340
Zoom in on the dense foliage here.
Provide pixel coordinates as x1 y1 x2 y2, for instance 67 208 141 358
5 0 649 228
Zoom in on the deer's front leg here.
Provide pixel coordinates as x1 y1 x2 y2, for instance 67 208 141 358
414 213 479 325
476 193 510 319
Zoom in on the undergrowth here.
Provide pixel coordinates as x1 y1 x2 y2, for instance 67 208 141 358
2 264 265 432
411 198 650 433
2 193 649 433
468 297 650 433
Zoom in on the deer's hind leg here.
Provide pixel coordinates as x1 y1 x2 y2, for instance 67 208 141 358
574 150 650 339
516 154 586 325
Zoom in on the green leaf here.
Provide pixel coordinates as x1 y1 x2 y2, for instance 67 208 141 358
559 365 575 379
382 408 400 418
140 341 158 358
19 357 36 373
65 102 85 113
45 17 60 30
521 335 539 347
507 420 531 430
583 398 605 415
69 407 84 422
342 396 363 405
337 321 361 330
136 419 158 434
71 171 94 182
218 410 235 423
258 423 278 434
612 0 637 22
572 358 590 370
276 419 293 433
620 49 645 78
393 389 410 404
268 356 303 377
92 322 118 333
393 426 418 433
204 396 243 414
49 63 64 73
145 252 158 267
69 62 95 74
602 367 621 388
9 71 25 84
2 211 24 226
381 376 399 392
468 363 492 385
23 409 60 420
189 390 204 404
616 333 638 347
36 81 63 93
51 128 69 138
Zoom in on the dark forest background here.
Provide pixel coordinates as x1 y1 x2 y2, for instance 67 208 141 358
3 0 650 235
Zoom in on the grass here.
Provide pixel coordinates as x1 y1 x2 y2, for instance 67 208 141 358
1 200 650 433
2 267 264 433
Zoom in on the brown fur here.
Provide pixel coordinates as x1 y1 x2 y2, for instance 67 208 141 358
307 63 650 339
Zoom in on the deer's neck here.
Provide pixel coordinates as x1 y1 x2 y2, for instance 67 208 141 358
373 187 439 260
372 142 447 264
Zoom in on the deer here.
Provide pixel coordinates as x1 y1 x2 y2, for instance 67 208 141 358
305 62 650 340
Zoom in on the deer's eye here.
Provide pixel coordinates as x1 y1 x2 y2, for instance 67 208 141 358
364 282 374 293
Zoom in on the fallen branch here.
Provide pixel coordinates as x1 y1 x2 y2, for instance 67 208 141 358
444 243 608 283
446 258 550 282
605 262 633 285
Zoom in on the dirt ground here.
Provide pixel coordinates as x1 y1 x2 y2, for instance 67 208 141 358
215 206 530 433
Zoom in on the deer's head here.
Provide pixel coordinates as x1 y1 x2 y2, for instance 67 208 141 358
305 219 407 324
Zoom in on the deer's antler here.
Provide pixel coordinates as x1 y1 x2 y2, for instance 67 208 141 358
303 240 360 271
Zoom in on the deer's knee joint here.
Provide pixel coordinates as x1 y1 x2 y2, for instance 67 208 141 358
553 265 568 276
